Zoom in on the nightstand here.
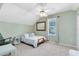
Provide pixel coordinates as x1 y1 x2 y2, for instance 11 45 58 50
12 36 21 45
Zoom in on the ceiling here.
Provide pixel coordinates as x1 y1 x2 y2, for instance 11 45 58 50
0 3 79 25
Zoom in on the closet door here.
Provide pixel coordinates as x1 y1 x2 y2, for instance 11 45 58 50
77 15 79 50
58 12 76 47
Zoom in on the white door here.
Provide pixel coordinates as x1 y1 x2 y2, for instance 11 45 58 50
77 15 79 50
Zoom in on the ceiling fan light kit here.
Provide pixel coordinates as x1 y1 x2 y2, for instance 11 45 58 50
39 11 47 17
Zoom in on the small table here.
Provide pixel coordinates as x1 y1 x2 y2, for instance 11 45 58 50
12 36 21 45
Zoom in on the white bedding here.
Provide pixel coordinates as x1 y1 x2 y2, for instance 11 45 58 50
26 36 45 40
21 35 45 48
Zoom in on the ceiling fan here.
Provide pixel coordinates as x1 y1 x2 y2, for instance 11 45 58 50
36 3 50 17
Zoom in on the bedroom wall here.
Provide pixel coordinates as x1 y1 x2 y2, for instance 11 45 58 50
52 10 76 47
34 17 47 36
0 21 34 38
34 10 77 47
76 9 79 50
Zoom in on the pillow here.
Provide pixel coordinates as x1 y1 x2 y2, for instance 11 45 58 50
31 33 35 36
29 33 35 37
24 34 29 38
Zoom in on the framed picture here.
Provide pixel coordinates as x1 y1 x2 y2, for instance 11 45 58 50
36 21 46 31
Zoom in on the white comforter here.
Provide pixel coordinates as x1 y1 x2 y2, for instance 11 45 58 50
21 35 45 48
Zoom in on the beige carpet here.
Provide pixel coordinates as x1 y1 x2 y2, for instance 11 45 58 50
15 41 74 56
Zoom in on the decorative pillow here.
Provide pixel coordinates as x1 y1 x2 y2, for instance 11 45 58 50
31 33 35 36
29 33 35 37
24 34 29 38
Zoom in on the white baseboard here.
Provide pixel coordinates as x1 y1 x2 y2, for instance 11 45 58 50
48 40 77 49
59 43 77 48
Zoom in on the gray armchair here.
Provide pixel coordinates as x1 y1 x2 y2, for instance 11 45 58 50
0 33 12 45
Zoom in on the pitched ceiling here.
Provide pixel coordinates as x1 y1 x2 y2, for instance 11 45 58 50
0 3 79 25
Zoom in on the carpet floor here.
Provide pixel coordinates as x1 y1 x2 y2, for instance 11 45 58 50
14 41 74 56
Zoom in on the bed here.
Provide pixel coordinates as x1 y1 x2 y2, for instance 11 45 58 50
21 33 46 48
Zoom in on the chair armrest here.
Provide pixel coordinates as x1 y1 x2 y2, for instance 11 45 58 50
4 37 12 43
4 37 12 39
0 37 12 45
0 39 6 41
0 39 6 45
0 37 12 42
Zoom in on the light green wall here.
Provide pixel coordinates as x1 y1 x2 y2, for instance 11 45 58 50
35 10 77 47
35 31 46 36
0 21 33 38
53 11 76 46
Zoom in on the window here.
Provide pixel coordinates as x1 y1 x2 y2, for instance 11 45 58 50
48 18 56 36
